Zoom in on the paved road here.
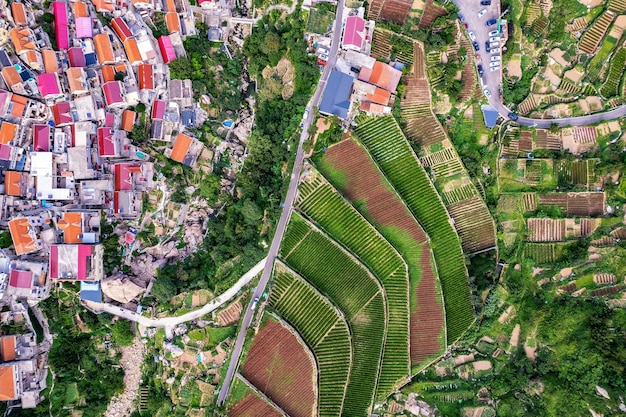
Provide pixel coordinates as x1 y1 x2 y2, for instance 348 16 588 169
216 0 346 406
455 0 626 127
83 257 266 337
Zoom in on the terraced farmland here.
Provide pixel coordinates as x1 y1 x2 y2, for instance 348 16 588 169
281 214 386 415
600 47 626 97
297 174 410 393
241 316 317 417
318 139 446 369
579 11 616 54
269 265 351 416
354 116 474 342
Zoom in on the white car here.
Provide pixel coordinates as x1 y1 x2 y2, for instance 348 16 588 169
478 9 487 17
490 66 500 72
489 42 500 48
488 30 500 37
484 88 491 98
489 36 500 42
468 31 476 41
319 54 328 61
490 48 501 54
491 56 501 61
489 61 500 67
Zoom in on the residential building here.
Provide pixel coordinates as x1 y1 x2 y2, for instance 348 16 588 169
111 17 133 42
30 152 76 200
37 73 63 100
76 17 94 39
7 218 41 256
319 70 354 119
97 127 120 157
158 36 176 63
342 16 366 51
10 3 29 27
123 38 143 65
9 28 37 55
137 63 154 90
94 33 115 65
358 61 402 93
0 122 18 145
122 109 136 132
49 244 104 281
66 68 90 96
166 132 201 167
102 81 125 108
52 2 70 50
5 260 49 300
166 12 181 34
41 50 58 73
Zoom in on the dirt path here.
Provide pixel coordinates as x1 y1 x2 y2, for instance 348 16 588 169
104 337 146 417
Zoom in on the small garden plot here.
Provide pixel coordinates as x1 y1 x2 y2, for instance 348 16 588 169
600 47 626 97
306 5 335 35
499 159 556 192
228 378 283 417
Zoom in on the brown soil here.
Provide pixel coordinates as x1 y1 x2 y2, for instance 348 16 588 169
229 392 283 417
241 320 316 417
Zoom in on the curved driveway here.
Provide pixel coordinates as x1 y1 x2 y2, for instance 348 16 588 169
454 0 626 128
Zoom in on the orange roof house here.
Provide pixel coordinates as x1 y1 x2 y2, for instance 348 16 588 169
101 65 117 83
10 95 27 118
10 28 37 55
11 3 28 26
166 12 181 33
8 218 40 255
0 122 18 145
1 67 23 91
122 109 136 132
170 133 192 163
0 335 16 362
91 0 116 12
0 366 16 401
59 212 83 243
138 63 154 90
66 67 88 95
166 0 176 11
123 38 142 65
360 61 402 93
42 49 58 73
365 87 391 105
5 171 23 196
74 1 89 17
94 33 115 65
24 50 42 70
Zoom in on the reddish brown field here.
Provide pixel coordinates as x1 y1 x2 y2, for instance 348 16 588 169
410 246 445 365
418 0 448 29
324 138 427 244
241 320 316 417
229 392 283 417
217 299 242 326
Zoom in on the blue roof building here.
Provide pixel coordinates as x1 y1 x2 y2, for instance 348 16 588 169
319 70 354 120
80 281 102 303
481 105 499 129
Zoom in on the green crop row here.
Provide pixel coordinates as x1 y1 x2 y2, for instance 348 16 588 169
298 178 410 396
355 116 474 342
600 47 626 98
283 213 385 416
269 268 351 416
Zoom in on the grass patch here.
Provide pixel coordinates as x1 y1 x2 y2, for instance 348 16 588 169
206 326 235 348
306 5 335 34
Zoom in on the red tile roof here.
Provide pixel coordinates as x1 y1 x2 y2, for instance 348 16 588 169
52 102 73 126
151 99 165 119
9 269 33 289
0 366 16 401
171 133 192 163
0 336 16 362
0 122 18 145
94 33 115 65
102 81 124 106
42 49 58 73
138 64 154 90
8 217 38 255
4 171 22 196
97 127 117 156
33 124 50 151
121 109 136 132
111 17 132 42
60 212 83 243
11 3 28 26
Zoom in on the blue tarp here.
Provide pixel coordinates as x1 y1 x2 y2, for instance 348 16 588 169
319 70 354 120
80 281 102 303
481 105 499 128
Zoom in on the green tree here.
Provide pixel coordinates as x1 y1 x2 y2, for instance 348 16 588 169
0 231 11 248
111 320 135 347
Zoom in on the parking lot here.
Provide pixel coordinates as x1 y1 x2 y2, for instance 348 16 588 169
455 0 505 111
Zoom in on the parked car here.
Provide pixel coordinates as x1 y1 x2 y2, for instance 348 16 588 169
468 31 476 41
486 18 498 26
490 66 500 72
484 88 492 98
477 64 484 75
488 30 500 37
490 48 501 54
473 41 480 51
489 42 500 48
508 112 519 121
478 9 487 17
491 55 501 61
319 54 328 61
481 0 491 5
489 36 500 42
251 297 260 310
489 61 500 67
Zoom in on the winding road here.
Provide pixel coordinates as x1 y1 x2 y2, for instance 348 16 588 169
454 0 626 128
83 257 266 338
216 0 346 406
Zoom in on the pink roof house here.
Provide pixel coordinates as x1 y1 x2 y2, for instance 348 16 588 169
33 124 51 152
342 16 366 51
97 127 118 157
37 73 62 99
49 244 104 281
158 36 176 63
52 2 69 50
75 17 93 38
102 81 124 107
151 99 166 119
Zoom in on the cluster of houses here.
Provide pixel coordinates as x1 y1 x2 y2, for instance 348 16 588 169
0 0 219 409
318 9 403 120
